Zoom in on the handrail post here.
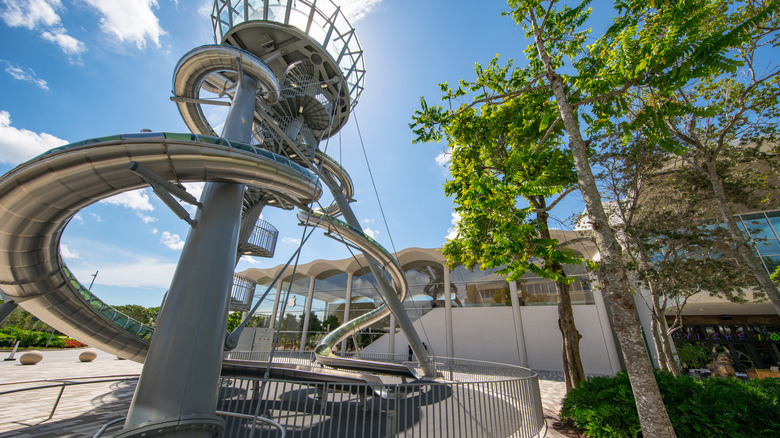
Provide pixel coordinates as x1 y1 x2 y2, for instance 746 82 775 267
48 383 67 420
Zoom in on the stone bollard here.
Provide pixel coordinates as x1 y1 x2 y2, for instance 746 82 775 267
19 351 43 365
79 349 98 362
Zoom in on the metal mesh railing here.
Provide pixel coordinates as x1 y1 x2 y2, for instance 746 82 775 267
216 356 544 437
211 0 365 109
231 273 258 312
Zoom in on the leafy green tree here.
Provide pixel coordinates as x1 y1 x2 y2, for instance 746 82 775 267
628 0 780 315
226 311 242 332
412 0 768 435
593 133 755 375
113 304 153 325
323 314 341 332
415 88 587 390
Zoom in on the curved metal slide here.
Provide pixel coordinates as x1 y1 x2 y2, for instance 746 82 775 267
297 209 420 379
0 131 419 381
0 132 320 362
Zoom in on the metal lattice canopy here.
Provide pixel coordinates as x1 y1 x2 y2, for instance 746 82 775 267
211 0 365 138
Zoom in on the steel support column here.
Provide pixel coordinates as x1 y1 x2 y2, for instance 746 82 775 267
444 265 454 359
341 272 353 354
509 281 528 367
299 276 316 352
119 75 258 438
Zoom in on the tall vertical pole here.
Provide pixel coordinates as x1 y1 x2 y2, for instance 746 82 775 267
300 276 316 352
508 281 528 367
388 315 396 355
444 265 454 359
341 272 353 354
270 279 284 330
120 74 258 438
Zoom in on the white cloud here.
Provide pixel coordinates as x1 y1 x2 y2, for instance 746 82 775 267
182 182 204 200
60 244 79 259
60 236 176 288
89 212 102 222
0 0 85 58
82 0 164 49
100 189 154 211
137 212 158 224
1 61 48 90
364 227 379 239
0 0 61 29
435 148 452 167
0 110 68 164
161 231 184 250
71 214 84 225
446 211 461 240
282 237 301 245
197 1 212 17
151 227 159 234
41 27 86 55
338 0 383 22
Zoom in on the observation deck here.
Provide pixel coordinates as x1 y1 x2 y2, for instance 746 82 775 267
210 0 365 139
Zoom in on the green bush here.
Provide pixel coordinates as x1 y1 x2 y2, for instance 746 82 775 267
561 371 780 438
0 327 62 348
0 332 16 347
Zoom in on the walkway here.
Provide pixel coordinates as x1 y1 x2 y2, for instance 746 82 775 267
0 349 570 437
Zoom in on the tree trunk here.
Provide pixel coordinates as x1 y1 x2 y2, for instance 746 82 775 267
527 9 677 437
659 316 681 376
538 202 586 391
555 278 586 391
705 163 780 315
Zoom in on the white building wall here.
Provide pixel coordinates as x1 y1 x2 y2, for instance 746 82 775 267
363 305 616 375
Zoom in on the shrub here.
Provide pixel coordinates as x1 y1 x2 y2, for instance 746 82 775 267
63 339 87 348
0 333 17 347
561 371 780 438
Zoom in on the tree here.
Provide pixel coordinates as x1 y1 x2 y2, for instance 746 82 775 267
323 314 340 332
414 88 587 390
593 133 755 376
113 304 154 325
226 311 242 332
629 0 780 315
412 0 765 435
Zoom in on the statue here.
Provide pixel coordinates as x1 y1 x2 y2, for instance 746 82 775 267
707 346 736 378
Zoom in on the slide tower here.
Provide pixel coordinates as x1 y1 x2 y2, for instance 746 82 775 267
0 1 434 437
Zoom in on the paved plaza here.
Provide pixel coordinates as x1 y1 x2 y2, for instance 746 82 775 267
0 349 569 437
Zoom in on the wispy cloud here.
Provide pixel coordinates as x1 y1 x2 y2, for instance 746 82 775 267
82 0 164 49
435 148 451 167
137 212 157 224
1 60 48 90
446 211 461 240
0 110 67 164
338 0 383 22
364 227 379 239
0 0 61 29
71 214 85 225
60 244 79 259
0 0 86 58
100 189 154 211
41 27 86 55
60 236 176 288
282 237 302 245
160 231 184 250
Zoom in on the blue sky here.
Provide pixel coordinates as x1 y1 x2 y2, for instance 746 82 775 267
0 0 586 308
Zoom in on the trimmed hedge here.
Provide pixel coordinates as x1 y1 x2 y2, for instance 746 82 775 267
0 327 66 348
561 371 780 438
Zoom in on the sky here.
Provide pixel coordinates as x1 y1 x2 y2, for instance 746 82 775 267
0 0 588 309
